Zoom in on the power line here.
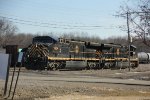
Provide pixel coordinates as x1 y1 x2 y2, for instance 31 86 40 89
0 15 119 30
3 17 102 30
0 15 103 28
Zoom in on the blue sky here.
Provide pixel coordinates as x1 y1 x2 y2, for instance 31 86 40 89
0 0 131 38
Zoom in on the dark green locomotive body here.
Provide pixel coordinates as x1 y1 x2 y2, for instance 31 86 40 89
23 36 139 70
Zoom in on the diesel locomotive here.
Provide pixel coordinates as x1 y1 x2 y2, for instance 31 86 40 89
22 36 139 70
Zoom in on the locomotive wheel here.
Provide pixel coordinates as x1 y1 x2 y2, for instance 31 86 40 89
135 61 139 68
87 62 96 69
52 63 58 70
47 62 60 70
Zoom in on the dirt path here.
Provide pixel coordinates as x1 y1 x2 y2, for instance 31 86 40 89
0 64 150 100
35 95 150 100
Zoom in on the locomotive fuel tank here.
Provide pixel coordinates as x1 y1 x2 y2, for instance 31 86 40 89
65 61 87 69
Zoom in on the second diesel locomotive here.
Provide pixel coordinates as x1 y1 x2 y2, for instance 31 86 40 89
22 36 139 70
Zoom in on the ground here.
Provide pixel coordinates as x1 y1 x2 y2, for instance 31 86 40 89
0 64 150 100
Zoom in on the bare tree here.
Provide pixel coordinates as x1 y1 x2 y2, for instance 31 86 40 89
0 18 17 47
102 36 127 45
60 32 102 43
12 33 34 47
118 0 150 47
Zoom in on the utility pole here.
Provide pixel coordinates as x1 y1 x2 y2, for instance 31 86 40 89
127 12 131 71
122 11 150 71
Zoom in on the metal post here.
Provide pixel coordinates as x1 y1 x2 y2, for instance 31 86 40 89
11 65 21 100
11 52 24 100
7 64 16 98
127 12 131 71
